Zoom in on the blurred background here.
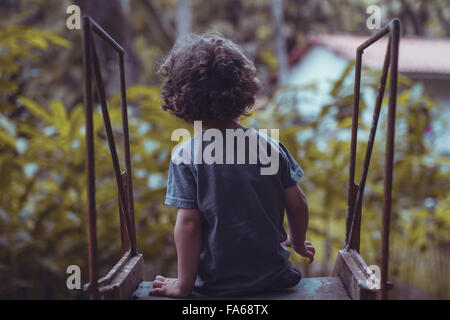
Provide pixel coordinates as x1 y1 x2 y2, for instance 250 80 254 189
0 0 449 299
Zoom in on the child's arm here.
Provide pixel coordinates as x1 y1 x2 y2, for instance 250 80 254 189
149 208 201 297
283 184 315 263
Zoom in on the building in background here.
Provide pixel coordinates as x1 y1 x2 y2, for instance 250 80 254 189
286 34 450 155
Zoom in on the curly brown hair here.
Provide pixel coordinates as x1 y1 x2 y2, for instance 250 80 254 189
158 33 260 123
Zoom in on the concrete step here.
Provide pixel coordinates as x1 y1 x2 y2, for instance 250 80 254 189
133 277 351 300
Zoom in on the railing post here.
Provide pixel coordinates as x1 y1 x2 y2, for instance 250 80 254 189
119 171 131 253
82 16 99 300
381 18 400 300
345 47 363 250
119 52 137 250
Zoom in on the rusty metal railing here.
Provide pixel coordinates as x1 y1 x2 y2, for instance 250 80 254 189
344 19 400 299
82 16 138 299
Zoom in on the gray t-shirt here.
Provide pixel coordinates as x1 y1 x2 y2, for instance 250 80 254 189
165 127 304 296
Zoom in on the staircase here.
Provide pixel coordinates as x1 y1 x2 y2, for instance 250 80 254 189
80 16 400 300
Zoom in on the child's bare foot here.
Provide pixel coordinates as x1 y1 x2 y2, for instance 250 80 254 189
149 275 192 298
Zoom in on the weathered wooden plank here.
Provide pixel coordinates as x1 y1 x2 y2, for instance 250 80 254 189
332 249 378 300
100 254 144 300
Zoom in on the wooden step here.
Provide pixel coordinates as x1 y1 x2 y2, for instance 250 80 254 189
132 277 351 300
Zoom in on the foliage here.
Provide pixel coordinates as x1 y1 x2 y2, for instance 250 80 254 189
0 27 187 297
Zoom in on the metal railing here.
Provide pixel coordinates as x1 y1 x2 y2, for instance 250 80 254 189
344 19 400 299
82 16 138 299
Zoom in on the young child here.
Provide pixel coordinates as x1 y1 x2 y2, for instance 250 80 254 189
149 33 315 298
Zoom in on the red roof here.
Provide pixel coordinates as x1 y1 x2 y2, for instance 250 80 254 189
289 34 450 76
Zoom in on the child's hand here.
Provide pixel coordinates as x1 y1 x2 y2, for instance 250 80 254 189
282 236 315 264
149 275 192 298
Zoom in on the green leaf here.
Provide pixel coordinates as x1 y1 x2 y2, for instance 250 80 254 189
18 96 52 123
330 61 355 97
0 129 16 147
41 32 70 48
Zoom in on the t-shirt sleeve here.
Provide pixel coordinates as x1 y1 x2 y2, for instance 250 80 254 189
278 142 304 188
165 160 198 209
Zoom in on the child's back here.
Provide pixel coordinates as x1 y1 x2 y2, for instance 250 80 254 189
149 33 314 298
166 126 303 296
